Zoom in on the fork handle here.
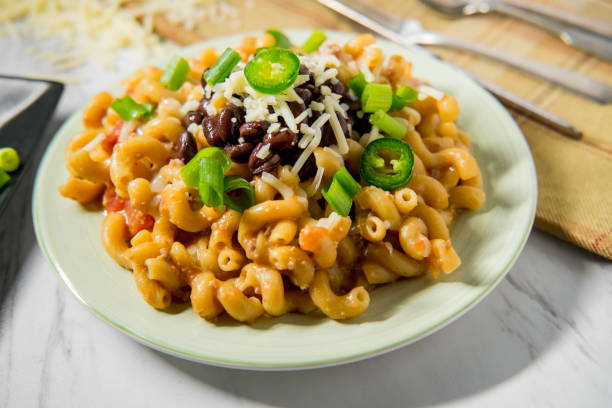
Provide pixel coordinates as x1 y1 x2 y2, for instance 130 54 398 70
490 1 612 61
500 0 612 39
418 32 612 104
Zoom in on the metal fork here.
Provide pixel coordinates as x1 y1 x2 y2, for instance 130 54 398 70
319 0 612 104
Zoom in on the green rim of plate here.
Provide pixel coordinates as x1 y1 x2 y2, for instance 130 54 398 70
32 30 537 370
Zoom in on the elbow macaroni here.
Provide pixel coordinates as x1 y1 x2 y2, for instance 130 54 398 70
60 34 485 324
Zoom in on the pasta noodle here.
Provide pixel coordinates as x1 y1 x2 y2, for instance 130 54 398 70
60 33 485 324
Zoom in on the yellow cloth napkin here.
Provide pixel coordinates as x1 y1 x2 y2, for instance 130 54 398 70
153 0 612 259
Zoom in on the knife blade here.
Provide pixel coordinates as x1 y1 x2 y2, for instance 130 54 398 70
317 0 582 139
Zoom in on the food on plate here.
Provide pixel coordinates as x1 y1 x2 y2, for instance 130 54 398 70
0 147 20 189
60 30 485 323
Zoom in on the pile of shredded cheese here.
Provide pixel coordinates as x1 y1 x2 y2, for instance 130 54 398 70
0 0 243 71
196 50 353 196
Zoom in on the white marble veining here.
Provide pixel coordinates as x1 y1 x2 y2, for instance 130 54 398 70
1 34 611 408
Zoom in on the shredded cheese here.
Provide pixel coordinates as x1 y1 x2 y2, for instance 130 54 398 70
294 108 312 124
83 132 105 152
261 172 294 199
418 85 444 101
307 167 325 197
0 0 245 71
314 68 338 86
277 101 298 133
267 122 281 134
180 100 200 116
310 101 325 112
323 96 349 154
255 143 271 160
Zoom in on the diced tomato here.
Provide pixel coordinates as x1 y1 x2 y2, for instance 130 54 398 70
125 201 155 236
298 226 329 253
103 187 126 212
102 120 124 155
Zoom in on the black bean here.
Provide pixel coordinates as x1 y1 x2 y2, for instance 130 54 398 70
321 122 335 147
239 121 269 141
249 142 280 175
288 101 307 124
183 110 204 129
299 83 318 98
294 87 313 106
352 113 372 135
216 104 244 145
224 142 254 163
177 131 197 163
280 147 317 179
342 91 361 111
326 78 346 96
312 107 350 147
299 65 315 83
202 115 222 146
263 129 298 151
298 154 317 179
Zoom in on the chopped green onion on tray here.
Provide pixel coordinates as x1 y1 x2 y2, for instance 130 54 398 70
0 147 20 172
0 169 10 189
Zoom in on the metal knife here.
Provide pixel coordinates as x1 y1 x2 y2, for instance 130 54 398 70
317 0 583 139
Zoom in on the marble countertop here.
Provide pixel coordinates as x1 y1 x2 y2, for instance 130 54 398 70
1 34 611 408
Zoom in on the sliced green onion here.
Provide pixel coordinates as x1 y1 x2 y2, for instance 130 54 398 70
266 29 291 49
369 110 408 138
361 83 392 113
0 147 20 172
301 30 326 54
321 166 361 217
333 166 362 197
223 175 256 212
160 55 190 91
110 96 156 121
0 169 10 189
348 72 367 98
390 86 418 111
360 138 414 191
322 178 353 217
198 157 224 210
181 146 232 189
204 47 241 86
244 48 300 94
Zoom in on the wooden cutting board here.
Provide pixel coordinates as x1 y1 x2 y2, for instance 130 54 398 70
154 0 612 259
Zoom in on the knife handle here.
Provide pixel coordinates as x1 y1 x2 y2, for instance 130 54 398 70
501 0 612 40
490 1 612 61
